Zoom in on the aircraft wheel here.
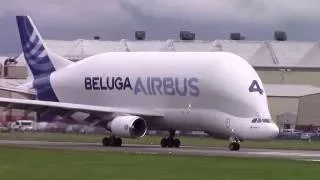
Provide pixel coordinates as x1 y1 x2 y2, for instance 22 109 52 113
161 130 181 148
229 142 240 151
173 138 181 148
102 137 109 146
167 138 174 148
161 138 168 147
102 137 122 147
114 137 122 147
161 138 180 148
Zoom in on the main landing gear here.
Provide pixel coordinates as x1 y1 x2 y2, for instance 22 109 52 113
160 130 181 148
102 136 122 147
229 137 241 151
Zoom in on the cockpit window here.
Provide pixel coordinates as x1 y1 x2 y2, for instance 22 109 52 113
257 118 262 123
262 119 271 123
252 118 257 123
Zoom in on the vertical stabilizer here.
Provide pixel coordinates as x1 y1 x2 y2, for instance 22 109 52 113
16 15 72 102
16 15 72 80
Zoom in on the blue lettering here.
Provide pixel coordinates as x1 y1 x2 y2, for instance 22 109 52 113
188 78 200 97
85 77 92 90
151 77 163 95
84 76 200 97
175 78 187 96
134 77 147 95
106 77 114 90
147 77 152 95
123 77 132 90
249 80 263 95
92 77 100 90
163 77 175 95
100 77 107 90
115 77 123 90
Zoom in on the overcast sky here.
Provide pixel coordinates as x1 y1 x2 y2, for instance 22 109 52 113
1 0 320 55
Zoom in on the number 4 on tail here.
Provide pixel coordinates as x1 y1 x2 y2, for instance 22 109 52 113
249 80 263 95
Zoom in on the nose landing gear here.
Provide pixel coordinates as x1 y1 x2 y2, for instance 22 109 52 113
229 136 241 151
229 142 240 151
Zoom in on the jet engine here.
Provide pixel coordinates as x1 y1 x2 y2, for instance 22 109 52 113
108 116 147 138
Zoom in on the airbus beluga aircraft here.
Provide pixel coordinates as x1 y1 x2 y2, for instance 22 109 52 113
0 16 279 151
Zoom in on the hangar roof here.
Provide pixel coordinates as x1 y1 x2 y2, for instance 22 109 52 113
12 39 320 67
265 84 320 97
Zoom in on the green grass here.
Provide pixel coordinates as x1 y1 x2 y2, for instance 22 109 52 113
0 146 318 180
1 132 320 150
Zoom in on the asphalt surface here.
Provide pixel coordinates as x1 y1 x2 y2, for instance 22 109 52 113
0 140 320 161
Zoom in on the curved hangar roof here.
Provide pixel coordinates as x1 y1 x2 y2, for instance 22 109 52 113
15 39 320 67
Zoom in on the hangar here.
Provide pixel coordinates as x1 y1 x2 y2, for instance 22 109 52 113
12 39 320 86
0 78 35 126
264 84 320 129
297 93 320 130
3 36 320 130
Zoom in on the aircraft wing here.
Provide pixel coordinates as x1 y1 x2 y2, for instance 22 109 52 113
0 97 164 120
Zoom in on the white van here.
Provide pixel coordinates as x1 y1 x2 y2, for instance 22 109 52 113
10 120 34 131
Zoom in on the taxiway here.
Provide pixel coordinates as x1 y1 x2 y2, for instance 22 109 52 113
0 140 319 161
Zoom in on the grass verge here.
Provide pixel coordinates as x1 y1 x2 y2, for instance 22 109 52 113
0 146 318 180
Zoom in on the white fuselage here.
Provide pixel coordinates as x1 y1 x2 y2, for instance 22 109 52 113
48 52 278 140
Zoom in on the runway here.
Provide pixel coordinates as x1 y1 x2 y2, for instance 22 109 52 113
0 140 320 161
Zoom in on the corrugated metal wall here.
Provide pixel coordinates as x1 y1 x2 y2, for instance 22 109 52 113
257 70 320 87
267 97 299 125
0 90 36 126
297 93 320 127
4 66 27 79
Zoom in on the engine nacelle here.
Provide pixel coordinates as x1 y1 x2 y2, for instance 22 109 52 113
108 116 147 138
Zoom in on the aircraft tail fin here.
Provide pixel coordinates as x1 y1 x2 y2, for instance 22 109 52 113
16 15 72 81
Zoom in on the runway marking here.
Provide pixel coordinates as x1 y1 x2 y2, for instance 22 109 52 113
295 159 320 162
251 151 320 157
306 159 320 162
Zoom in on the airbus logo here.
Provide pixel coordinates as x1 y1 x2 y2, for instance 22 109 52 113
84 76 200 97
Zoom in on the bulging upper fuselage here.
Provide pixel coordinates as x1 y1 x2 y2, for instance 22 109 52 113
45 51 278 140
